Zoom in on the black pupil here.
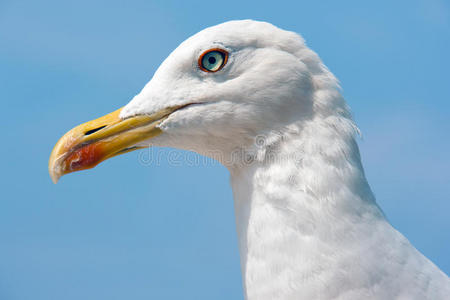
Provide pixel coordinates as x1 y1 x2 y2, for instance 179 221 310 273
208 56 216 64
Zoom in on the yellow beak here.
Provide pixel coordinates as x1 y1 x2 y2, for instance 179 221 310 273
48 105 184 183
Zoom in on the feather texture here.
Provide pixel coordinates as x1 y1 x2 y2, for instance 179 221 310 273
119 20 450 299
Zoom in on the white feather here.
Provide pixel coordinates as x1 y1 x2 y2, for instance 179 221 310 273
121 20 450 299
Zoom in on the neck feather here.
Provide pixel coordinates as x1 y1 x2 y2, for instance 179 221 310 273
229 115 385 299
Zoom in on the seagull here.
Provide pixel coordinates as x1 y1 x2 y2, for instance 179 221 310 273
49 20 449 299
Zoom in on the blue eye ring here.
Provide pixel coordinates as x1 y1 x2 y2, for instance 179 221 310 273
198 48 229 72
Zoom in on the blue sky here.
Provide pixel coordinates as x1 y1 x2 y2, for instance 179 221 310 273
1 0 449 299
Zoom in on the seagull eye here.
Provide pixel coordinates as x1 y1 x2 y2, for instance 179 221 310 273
199 49 228 72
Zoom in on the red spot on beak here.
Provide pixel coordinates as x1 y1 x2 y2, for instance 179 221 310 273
65 143 104 172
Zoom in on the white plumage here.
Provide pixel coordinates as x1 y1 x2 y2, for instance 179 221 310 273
52 20 450 299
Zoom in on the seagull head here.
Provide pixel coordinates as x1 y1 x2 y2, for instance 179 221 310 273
49 20 345 183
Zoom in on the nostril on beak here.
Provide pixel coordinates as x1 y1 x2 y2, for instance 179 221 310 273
84 125 107 136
